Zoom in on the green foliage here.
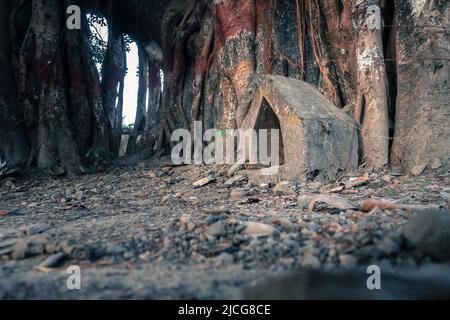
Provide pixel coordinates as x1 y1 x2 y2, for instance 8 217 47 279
87 14 134 68
86 147 112 173
122 123 135 131
87 14 108 66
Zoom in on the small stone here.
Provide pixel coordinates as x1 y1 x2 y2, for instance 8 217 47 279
11 236 47 260
20 223 52 236
162 194 177 205
277 218 296 233
297 195 313 210
243 221 276 238
377 238 400 255
36 252 66 270
410 165 426 176
106 244 127 255
205 222 226 240
123 251 135 259
301 254 321 269
230 189 246 199
273 181 296 195
440 192 450 202
180 214 192 229
193 176 216 188
431 158 442 170
204 214 228 226
227 163 244 177
224 174 247 187
339 254 357 268
217 252 234 265
74 191 84 201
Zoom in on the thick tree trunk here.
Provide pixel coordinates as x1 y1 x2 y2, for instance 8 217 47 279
80 14 110 152
2 0 447 175
137 63 161 155
29 0 82 175
354 2 389 169
65 20 92 159
126 45 148 155
392 0 449 172
0 0 29 167
102 25 126 156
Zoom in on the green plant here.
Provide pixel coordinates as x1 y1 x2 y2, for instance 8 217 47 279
122 122 135 131
384 188 398 197
86 147 112 173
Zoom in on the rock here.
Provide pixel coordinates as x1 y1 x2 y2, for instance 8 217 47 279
217 252 234 265
431 158 442 170
180 214 192 229
224 174 247 187
307 194 356 212
377 238 400 255
273 181 296 195
199 207 230 215
204 214 228 226
275 217 296 233
227 163 244 177
11 236 47 260
339 254 357 268
403 210 450 261
74 191 84 201
106 244 127 255
440 192 450 202
35 252 66 271
301 254 321 269
20 223 52 236
162 194 178 205
297 195 313 209
123 252 135 259
240 75 358 182
193 176 216 188
205 222 226 240
410 165 426 176
230 189 246 199
242 222 276 238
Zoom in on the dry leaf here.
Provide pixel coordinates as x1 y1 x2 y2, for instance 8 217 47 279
361 199 440 212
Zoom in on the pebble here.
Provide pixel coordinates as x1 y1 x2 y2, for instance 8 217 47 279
297 195 313 210
431 158 442 170
205 222 226 240
106 244 127 255
277 218 296 233
242 222 276 238
217 252 234 265
411 165 426 176
339 254 357 268
377 238 400 255
301 254 321 269
440 192 450 202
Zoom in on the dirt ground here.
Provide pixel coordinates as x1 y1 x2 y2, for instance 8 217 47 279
0 158 449 299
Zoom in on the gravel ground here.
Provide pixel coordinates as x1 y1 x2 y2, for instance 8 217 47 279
0 159 449 299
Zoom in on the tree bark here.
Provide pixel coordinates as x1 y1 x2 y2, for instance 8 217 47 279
0 0 29 167
102 25 126 156
30 0 82 175
126 44 148 155
391 0 450 172
354 2 389 169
